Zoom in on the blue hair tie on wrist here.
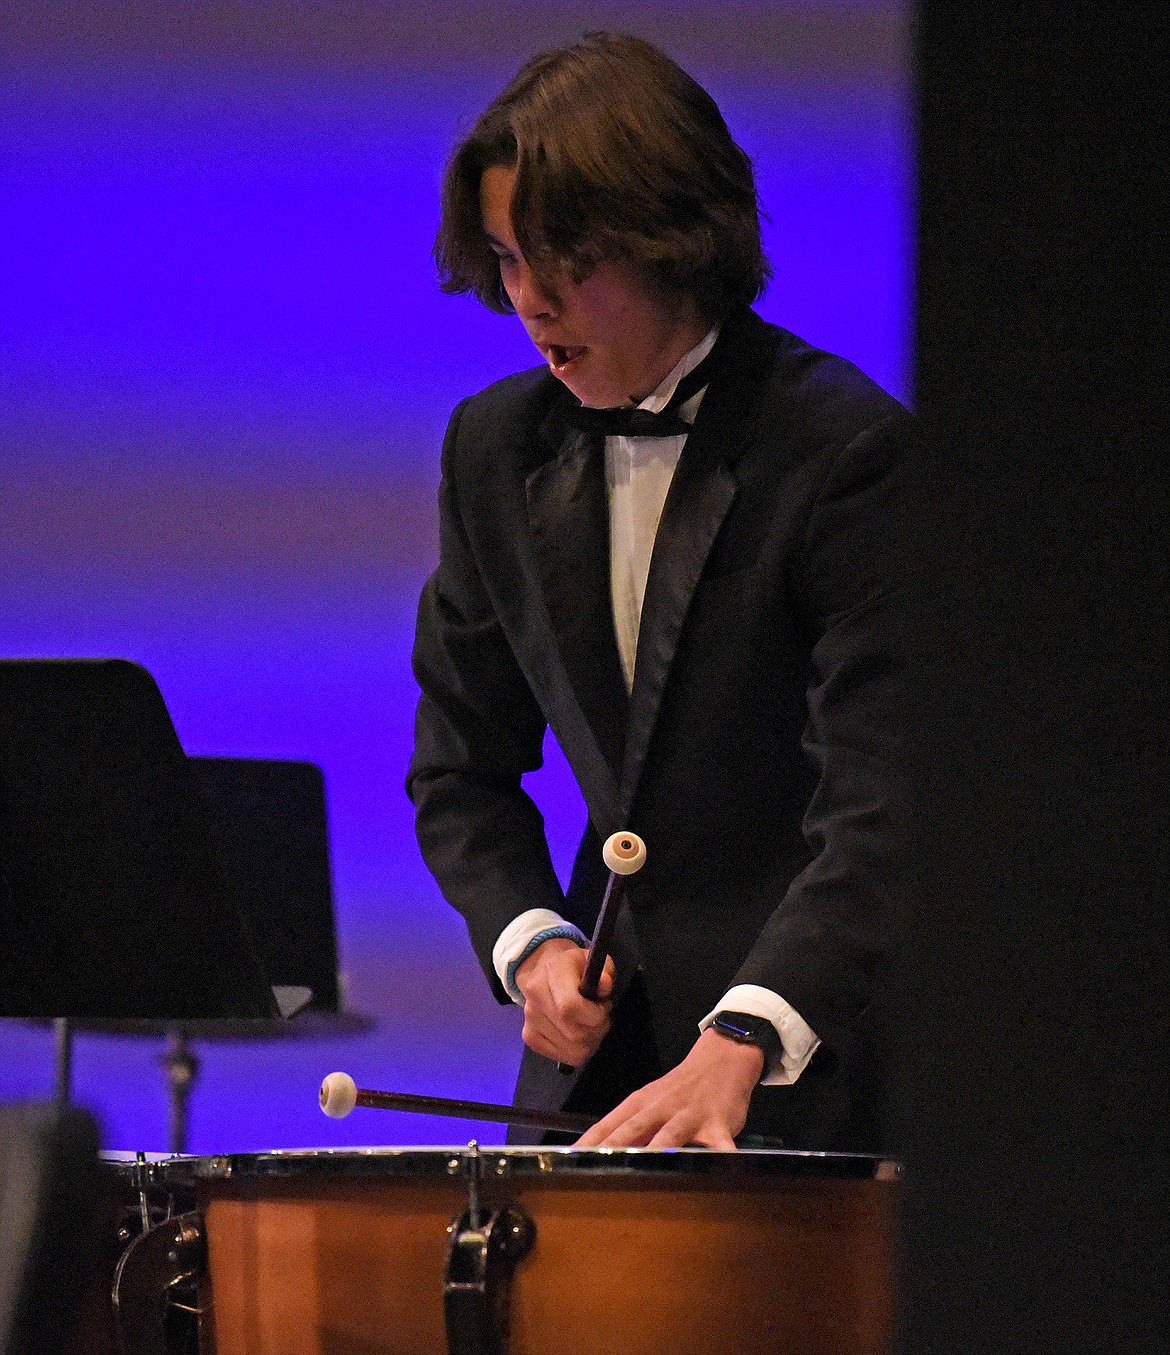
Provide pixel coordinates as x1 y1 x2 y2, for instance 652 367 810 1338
505 924 588 1002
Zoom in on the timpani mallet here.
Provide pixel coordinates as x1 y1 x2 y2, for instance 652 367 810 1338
319 1071 597 1136
551 829 646 1074
578 829 646 1000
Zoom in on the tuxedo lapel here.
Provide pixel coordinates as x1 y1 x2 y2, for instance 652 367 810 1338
521 311 775 829
525 422 628 831
618 314 772 813
618 428 738 811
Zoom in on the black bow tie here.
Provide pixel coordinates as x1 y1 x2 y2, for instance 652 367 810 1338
562 348 717 439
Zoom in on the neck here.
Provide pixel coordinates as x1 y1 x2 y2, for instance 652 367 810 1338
628 310 712 405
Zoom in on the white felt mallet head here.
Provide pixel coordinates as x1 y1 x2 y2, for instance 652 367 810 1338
602 831 646 876
319 1071 358 1119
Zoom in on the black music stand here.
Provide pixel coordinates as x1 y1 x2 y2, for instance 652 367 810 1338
143 754 372 1150
189 755 340 1016
67 750 375 1152
0 659 287 1140
0 659 279 1022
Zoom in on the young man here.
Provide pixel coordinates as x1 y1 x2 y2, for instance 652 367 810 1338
407 33 911 1150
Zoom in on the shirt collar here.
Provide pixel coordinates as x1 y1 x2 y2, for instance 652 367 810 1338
637 324 721 415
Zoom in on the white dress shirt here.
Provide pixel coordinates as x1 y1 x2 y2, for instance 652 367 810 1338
492 328 820 1085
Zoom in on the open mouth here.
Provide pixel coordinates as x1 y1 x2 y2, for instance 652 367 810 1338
547 344 586 374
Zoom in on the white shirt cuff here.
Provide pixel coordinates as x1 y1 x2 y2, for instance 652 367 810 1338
699 983 821 1086
492 908 581 1003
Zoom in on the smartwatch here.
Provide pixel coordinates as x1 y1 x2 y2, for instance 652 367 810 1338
709 1010 784 1075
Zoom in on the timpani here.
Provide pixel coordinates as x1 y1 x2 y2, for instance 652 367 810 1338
107 1145 899 1355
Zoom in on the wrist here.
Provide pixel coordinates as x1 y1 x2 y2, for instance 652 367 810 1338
699 1025 767 1086
507 927 587 1001
706 1010 783 1083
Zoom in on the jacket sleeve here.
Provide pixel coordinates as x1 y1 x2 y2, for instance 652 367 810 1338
729 408 914 1051
406 401 567 1003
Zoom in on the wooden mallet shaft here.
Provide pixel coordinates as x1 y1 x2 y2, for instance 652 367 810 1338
319 1072 596 1135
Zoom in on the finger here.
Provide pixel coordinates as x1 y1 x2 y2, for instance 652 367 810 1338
520 1009 576 1058
555 981 618 1013
521 1008 609 1066
648 1120 737 1151
515 937 584 998
573 1122 609 1148
592 957 617 1000
647 1119 693 1150
548 960 609 1014
526 967 611 1029
522 1026 593 1066
543 974 613 1025
587 1101 672 1148
556 991 612 1027
573 1100 635 1148
533 999 611 1050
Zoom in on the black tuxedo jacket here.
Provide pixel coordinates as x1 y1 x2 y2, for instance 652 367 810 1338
407 309 912 1149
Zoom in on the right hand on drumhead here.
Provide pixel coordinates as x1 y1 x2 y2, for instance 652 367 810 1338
515 937 615 1068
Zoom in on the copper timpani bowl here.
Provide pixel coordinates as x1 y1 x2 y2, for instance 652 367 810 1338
104 1145 900 1355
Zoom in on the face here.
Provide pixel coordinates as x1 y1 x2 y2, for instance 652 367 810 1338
479 164 707 408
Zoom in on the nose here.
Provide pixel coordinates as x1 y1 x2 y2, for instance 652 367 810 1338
512 260 557 322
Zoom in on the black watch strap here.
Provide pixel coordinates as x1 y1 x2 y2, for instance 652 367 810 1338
709 1010 784 1071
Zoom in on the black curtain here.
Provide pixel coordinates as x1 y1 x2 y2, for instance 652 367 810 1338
898 8 1168 1351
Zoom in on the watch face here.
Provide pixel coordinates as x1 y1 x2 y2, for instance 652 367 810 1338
712 1011 783 1061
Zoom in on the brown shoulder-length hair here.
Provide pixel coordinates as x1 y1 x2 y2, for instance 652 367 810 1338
434 32 771 321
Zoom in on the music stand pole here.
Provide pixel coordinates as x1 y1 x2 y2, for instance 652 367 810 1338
160 1027 198 1155
53 1017 74 1106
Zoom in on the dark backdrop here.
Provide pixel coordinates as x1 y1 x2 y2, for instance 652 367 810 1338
899 7 1168 1351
